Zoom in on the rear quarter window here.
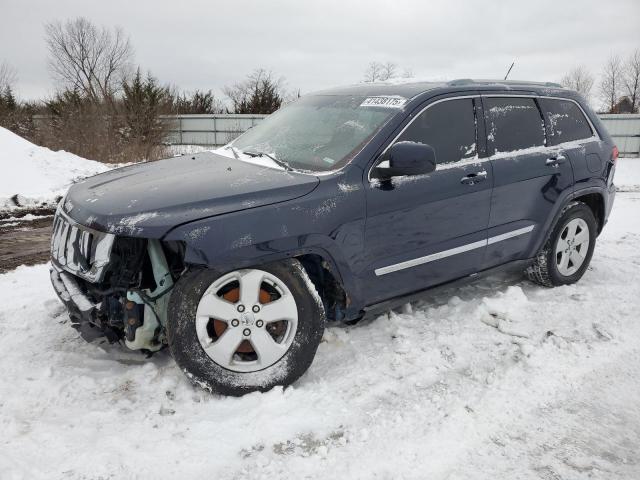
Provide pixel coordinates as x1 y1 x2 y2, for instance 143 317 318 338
485 97 545 155
539 98 593 145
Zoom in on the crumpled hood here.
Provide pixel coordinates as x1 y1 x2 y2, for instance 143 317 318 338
62 152 319 238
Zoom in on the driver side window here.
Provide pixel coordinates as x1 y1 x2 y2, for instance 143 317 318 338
392 98 477 165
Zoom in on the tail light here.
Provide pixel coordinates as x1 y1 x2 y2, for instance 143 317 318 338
607 145 618 186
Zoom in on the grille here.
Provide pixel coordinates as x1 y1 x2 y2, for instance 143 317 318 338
50 208 115 283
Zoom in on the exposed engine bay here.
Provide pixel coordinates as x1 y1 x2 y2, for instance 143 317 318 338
50 207 186 351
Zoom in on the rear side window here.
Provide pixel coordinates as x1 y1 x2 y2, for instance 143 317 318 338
395 98 477 165
539 98 593 145
485 97 545 155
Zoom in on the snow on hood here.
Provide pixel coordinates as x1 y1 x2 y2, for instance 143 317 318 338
63 151 319 238
0 127 109 211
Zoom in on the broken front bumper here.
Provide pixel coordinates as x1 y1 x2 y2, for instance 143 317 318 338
50 265 99 318
50 237 175 350
50 264 120 342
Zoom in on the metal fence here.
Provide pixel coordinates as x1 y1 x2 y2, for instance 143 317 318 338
162 114 267 147
598 114 640 157
163 113 640 156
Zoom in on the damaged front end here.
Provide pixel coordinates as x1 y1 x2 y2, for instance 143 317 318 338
50 207 184 352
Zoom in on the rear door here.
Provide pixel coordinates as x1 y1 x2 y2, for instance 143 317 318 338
482 95 574 269
362 96 493 304
538 97 601 187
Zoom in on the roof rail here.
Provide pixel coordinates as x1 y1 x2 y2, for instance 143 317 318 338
447 78 474 86
447 79 565 88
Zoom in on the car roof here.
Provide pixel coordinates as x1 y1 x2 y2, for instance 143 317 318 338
311 79 567 99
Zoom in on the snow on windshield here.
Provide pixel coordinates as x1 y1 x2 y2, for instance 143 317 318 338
229 95 402 172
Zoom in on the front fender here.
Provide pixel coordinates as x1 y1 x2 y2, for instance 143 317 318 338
163 171 367 310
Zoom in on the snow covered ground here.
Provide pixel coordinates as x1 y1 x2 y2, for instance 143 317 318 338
0 161 639 479
615 157 640 191
0 127 109 211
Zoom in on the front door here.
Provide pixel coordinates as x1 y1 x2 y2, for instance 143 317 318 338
362 96 493 305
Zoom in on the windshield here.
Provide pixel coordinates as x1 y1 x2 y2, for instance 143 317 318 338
231 94 401 172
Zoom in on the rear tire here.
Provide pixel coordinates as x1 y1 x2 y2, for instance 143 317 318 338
167 259 325 396
526 201 597 287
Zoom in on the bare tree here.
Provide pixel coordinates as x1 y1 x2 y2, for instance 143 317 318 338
380 62 397 81
45 17 133 104
600 54 623 113
401 67 415 79
363 61 399 82
624 49 640 113
560 65 595 99
0 61 17 92
363 61 383 83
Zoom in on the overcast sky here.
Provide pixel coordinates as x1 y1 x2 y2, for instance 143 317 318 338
1 0 639 104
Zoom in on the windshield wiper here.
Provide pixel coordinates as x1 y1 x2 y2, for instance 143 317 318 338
242 150 293 171
225 145 241 160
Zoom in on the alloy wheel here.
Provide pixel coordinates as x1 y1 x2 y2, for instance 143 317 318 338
195 269 298 372
555 218 590 276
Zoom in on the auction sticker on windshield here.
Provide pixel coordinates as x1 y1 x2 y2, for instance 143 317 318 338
360 96 407 108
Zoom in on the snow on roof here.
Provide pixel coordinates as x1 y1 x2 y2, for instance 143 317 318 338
0 127 109 211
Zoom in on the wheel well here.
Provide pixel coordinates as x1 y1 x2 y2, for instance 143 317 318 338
296 254 348 322
574 193 605 233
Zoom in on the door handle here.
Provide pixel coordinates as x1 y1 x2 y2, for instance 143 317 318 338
460 170 487 185
545 154 567 167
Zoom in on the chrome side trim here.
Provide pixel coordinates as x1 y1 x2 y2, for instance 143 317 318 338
487 225 535 245
374 225 535 276
374 239 486 276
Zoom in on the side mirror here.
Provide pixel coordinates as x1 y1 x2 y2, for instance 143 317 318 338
372 141 437 180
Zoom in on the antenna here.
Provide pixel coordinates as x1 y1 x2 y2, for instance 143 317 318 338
504 62 515 80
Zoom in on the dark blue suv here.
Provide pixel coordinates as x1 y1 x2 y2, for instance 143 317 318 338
50 79 617 395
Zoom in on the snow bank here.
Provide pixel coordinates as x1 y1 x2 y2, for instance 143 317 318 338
1 193 640 478
0 127 109 211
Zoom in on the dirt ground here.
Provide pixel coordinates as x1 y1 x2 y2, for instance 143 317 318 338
0 216 53 273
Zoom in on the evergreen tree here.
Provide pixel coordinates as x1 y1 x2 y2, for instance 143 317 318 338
121 68 168 158
0 86 17 112
122 68 166 143
168 89 223 114
224 69 284 114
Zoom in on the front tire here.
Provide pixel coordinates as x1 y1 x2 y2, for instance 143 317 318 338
526 201 597 287
167 259 325 396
